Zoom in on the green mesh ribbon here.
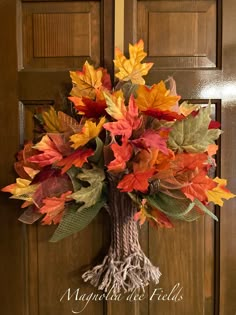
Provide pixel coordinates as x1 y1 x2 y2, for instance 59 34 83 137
147 191 218 222
50 198 106 242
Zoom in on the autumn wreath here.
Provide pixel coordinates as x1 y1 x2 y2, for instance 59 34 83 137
2 40 235 293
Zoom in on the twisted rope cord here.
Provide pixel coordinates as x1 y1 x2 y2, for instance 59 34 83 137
82 175 161 293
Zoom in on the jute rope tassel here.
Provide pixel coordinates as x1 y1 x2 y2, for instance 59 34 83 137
82 174 161 293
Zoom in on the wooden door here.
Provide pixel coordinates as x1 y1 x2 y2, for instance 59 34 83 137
0 1 114 314
1 0 236 315
123 0 236 314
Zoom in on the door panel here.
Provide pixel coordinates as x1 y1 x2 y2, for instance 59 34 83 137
21 2 101 69
137 0 218 69
0 1 114 315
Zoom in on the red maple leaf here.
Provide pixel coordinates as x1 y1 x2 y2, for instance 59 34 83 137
103 119 134 138
132 129 169 154
101 68 112 90
103 95 142 139
107 138 133 172
69 96 107 118
144 109 184 121
56 148 94 174
208 120 221 129
28 135 63 167
172 152 209 173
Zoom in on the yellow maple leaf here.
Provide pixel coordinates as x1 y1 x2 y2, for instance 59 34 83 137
114 39 153 85
179 101 200 116
42 107 64 133
70 116 106 149
70 61 103 99
104 92 126 120
2 178 38 202
136 81 180 112
206 177 236 206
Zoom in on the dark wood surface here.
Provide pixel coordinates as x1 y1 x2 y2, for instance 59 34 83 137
0 0 25 314
0 1 114 315
1 0 236 314
124 0 236 314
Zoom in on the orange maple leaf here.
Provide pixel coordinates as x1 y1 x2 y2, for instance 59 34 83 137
207 144 218 156
172 152 209 173
40 191 72 225
56 148 94 174
181 170 217 202
154 149 175 171
136 81 180 113
134 199 174 228
114 39 153 85
117 167 155 193
134 199 149 226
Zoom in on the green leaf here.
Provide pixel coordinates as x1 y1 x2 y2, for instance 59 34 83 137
120 81 138 103
49 198 106 242
168 105 222 153
76 165 105 185
66 166 82 192
72 183 103 211
88 137 104 167
70 166 105 211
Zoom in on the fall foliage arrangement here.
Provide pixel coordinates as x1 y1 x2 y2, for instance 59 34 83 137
2 40 235 293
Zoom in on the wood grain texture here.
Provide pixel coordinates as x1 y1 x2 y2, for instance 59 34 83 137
22 2 100 69
220 0 236 303
137 0 217 69
33 13 91 57
0 1 114 315
101 0 115 77
148 11 208 57
0 0 25 314
124 1 230 314
124 0 137 51
149 220 204 315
